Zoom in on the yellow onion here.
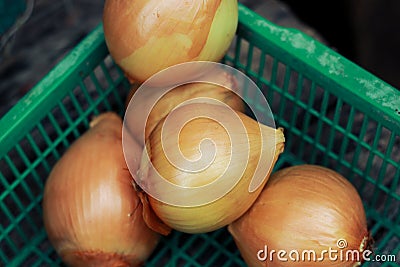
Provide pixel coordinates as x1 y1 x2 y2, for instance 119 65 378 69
228 164 372 267
124 67 244 144
138 102 285 233
42 112 160 267
103 0 238 83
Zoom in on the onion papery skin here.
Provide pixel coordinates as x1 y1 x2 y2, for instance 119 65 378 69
228 164 371 267
140 103 285 234
43 112 160 267
124 68 244 145
103 0 238 83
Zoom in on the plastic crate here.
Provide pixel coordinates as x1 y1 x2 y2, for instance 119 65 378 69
1 4 399 267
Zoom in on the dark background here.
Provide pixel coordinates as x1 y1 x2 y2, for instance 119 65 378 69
279 0 400 90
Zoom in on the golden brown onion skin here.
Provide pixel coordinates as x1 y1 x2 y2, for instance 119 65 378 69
42 112 160 267
103 0 238 82
124 69 245 145
141 103 285 233
228 164 371 267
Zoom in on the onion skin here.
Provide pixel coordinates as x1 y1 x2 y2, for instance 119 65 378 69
42 112 160 267
140 103 285 233
124 68 244 145
103 0 238 83
228 164 372 267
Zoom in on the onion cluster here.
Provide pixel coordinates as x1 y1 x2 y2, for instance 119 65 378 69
42 0 372 266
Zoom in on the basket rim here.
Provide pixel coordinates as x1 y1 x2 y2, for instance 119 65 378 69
235 4 400 132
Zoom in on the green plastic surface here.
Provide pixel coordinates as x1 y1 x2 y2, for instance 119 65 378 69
1 4 399 266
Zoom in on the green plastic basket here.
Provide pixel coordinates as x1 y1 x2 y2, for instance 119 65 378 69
1 4 399 267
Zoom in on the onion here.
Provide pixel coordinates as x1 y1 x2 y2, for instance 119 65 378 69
228 164 372 267
124 67 244 145
103 0 238 83
42 112 160 267
138 102 285 233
